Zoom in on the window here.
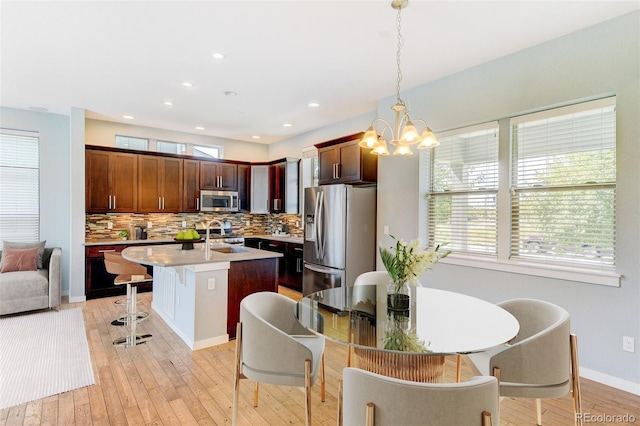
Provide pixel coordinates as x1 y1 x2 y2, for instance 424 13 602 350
423 97 616 276
115 135 148 150
157 140 186 155
193 145 223 159
511 97 616 267
427 122 499 255
0 129 40 248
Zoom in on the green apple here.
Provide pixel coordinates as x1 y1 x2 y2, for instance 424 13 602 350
176 230 185 240
190 229 200 239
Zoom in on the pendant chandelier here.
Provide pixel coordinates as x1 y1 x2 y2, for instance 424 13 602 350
359 0 439 156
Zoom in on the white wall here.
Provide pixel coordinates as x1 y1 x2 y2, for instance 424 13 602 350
375 11 640 392
0 107 72 295
86 119 269 162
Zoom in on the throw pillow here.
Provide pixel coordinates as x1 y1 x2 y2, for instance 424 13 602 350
1 240 46 269
0 247 40 273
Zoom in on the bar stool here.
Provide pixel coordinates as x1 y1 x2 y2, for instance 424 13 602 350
104 252 153 347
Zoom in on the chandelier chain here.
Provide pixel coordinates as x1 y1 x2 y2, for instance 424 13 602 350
396 6 405 106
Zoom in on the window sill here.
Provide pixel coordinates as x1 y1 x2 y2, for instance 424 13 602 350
440 254 621 287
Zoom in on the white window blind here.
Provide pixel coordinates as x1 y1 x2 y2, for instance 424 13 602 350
511 97 616 267
0 129 40 248
115 135 148 150
428 122 499 255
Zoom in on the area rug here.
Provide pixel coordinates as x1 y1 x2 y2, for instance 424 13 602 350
0 308 95 410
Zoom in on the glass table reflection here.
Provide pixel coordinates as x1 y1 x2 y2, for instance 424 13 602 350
295 285 519 382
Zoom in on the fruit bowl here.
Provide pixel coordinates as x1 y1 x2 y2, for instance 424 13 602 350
174 238 202 250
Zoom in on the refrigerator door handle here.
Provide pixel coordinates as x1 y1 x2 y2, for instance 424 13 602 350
304 263 340 275
317 190 325 259
313 191 321 258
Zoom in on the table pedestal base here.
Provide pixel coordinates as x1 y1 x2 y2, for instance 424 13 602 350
353 348 445 383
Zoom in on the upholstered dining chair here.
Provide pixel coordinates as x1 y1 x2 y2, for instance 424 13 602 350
232 291 325 426
340 367 499 426
103 252 152 347
464 298 582 426
353 270 389 286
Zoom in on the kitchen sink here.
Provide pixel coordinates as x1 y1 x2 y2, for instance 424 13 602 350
210 246 248 254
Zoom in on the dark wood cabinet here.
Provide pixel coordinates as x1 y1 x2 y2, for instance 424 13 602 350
85 244 154 299
137 155 183 213
316 133 377 185
269 161 286 213
86 149 138 212
227 258 278 337
182 159 200 212
237 163 251 212
200 161 238 191
250 238 302 292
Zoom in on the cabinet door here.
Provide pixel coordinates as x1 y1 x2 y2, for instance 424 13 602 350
161 157 183 212
336 140 362 182
237 164 250 212
285 243 303 291
199 162 218 189
318 146 339 184
218 163 238 190
250 165 269 214
183 159 200 212
137 155 162 212
269 162 286 213
86 150 111 212
110 152 138 212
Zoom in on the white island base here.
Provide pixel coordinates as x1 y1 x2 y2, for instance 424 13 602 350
151 261 231 350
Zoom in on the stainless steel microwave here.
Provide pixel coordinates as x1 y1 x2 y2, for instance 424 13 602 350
200 190 239 212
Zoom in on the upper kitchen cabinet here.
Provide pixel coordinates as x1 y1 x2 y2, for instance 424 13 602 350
250 165 269 214
237 163 251 212
316 133 377 185
200 161 238 191
138 154 183 213
182 159 200 212
86 148 138 213
270 158 299 214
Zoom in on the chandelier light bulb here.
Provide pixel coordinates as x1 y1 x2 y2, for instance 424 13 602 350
393 144 414 156
417 127 440 149
371 137 390 155
359 126 380 148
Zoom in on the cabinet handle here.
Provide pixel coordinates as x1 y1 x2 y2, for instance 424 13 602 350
258 241 263 249
108 195 111 210
162 197 165 210
196 198 199 210
98 249 117 253
113 195 116 209
297 257 303 273
158 197 162 209
335 163 340 179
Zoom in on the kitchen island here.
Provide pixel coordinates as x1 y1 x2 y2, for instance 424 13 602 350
122 243 282 350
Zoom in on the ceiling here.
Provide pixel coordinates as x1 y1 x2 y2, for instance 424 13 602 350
2 1 638 144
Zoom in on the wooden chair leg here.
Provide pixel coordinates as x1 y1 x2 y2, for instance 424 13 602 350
337 379 343 426
232 322 242 426
535 398 542 426
455 355 462 382
305 359 312 426
365 402 375 426
570 334 583 426
253 382 259 407
321 352 326 402
482 410 493 426
492 367 501 412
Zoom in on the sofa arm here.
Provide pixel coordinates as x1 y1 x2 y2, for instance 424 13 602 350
48 247 62 309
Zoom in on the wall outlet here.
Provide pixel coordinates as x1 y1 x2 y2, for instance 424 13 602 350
182 221 187 228
207 278 216 290
383 225 389 235
147 221 152 229
623 336 635 353
245 220 250 227
107 222 113 229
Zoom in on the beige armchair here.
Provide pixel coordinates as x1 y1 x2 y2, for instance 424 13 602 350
232 291 325 426
464 298 582 426
0 247 61 315
340 367 499 426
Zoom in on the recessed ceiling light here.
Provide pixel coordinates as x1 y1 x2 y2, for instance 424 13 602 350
164 101 173 106
123 115 134 119
308 102 320 108
212 53 225 59
195 126 205 130
182 82 193 87
252 135 261 139
224 91 237 97
283 123 292 128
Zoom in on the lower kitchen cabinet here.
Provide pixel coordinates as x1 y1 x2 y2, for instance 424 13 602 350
85 243 163 299
245 238 303 292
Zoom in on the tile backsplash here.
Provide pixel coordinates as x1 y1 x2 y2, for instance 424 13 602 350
86 212 303 241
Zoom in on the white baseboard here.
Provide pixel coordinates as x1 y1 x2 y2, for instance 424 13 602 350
68 295 87 303
580 367 640 396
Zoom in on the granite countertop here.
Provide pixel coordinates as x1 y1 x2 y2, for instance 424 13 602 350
84 238 176 246
251 234 304 244
121 242 283 267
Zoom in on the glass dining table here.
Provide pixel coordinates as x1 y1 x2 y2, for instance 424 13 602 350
295 284 519 382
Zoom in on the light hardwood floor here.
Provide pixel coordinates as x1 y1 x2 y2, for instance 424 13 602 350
1 288 638 426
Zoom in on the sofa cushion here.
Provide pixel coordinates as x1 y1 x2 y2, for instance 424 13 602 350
1 241 47 269
0 269 49 299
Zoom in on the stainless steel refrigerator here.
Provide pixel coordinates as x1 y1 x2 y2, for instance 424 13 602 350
303 184 376 307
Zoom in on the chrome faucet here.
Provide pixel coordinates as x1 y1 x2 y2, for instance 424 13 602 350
202 219 225 253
